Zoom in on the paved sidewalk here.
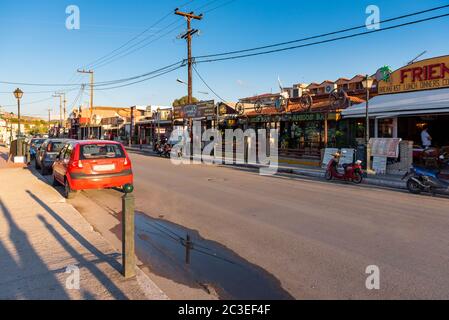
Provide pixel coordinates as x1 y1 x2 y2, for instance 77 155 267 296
0 167 167 300
125 146 407 190
0 145 26 169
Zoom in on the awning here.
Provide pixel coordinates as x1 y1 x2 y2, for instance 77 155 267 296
341 88 449 118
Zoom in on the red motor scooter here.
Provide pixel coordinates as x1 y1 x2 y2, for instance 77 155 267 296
325 151 364 184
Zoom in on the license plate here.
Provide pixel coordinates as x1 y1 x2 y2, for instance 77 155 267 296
93 164 115 172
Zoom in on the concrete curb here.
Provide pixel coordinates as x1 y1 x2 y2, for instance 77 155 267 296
125 147 407 190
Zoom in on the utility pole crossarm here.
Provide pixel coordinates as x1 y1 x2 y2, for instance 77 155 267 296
174 10 203 20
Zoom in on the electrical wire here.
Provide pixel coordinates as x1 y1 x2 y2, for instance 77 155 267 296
78 0 227 70
195 3 449 60
196 12 449 63
91 21 186 70
81 0 197 70
93 64 183 91
193 64 227 101
2 96 56 108
202 0 237 14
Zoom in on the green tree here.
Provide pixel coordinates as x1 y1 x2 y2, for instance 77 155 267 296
172 96 199 107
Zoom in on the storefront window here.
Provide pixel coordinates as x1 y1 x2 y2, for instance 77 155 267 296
378 118 394 138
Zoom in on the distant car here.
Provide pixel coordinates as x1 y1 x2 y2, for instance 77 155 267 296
35 139 75 175
29 138 46 159
52 140 133 198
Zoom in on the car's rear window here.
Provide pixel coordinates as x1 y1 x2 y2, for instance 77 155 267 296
48 142 66 152
80 144 125 160
32 139 46 146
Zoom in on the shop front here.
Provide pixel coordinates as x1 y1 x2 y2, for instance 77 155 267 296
237 112 341 160
342 55 449 168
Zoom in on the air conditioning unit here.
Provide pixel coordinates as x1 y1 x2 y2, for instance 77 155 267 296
324 83 337 94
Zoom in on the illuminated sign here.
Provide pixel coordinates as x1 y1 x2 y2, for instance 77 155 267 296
378 55 449 95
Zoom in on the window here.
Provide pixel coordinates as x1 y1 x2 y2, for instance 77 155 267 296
64 145 73 160
48 141 66 153
80 144 125 160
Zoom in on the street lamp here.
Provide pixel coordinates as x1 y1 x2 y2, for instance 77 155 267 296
13 88 23 138
362 75 375 172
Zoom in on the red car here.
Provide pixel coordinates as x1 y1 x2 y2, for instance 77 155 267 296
52 140 133 198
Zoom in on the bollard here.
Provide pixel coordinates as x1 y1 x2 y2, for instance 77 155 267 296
122 190 136 278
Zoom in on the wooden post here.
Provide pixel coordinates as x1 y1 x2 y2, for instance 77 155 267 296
122 193 136 278
324 113 328 147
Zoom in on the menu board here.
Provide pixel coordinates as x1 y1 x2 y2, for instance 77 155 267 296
340 148 355 165
322 148 339 168
369 138 402 158
372 156 387 174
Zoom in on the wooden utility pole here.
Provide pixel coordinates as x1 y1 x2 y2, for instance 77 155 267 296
47 108 51 132
52 93 63 136
77 69 94 139
175 9 202 104
63 92 67 127
175 9 202 159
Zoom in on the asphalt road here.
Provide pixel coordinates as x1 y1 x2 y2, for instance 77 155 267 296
70 151 449 299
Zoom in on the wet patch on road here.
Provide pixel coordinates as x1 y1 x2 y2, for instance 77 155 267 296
111 212 293 300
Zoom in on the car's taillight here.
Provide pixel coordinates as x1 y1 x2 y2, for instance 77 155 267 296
72 160 83 168
124 157 129 166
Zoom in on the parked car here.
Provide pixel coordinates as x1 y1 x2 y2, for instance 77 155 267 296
35 139 75 175
29 138 46 159
52 140 133 198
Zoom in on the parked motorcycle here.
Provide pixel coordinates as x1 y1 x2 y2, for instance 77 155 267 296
402 165 449 195
325 151 364 184
161 143 171 158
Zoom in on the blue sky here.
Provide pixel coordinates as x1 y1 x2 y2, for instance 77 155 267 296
1 0 449 118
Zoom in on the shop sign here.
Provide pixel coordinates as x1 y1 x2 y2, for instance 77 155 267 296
247 113 326 123
173 100 215 119
378 55 449 95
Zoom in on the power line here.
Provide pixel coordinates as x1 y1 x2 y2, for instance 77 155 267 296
80 0 227 70
203 0 238 14
195 12 449 64
81 0 197 70
195 4 449 60
193 64 226 101
93 64 183 91
91 21 186 70
2 96 56 108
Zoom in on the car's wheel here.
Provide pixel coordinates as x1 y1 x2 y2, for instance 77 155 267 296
352 172 363 184
407 178 422 194
35 159 41 170
52 174 60 186
64 179 76 199
41 166 49 176
325 170 333 181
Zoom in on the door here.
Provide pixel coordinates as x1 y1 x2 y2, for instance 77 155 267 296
61 144 74 179
53 145 68 183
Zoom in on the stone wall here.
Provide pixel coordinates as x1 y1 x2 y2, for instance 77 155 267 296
386 140 413 175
